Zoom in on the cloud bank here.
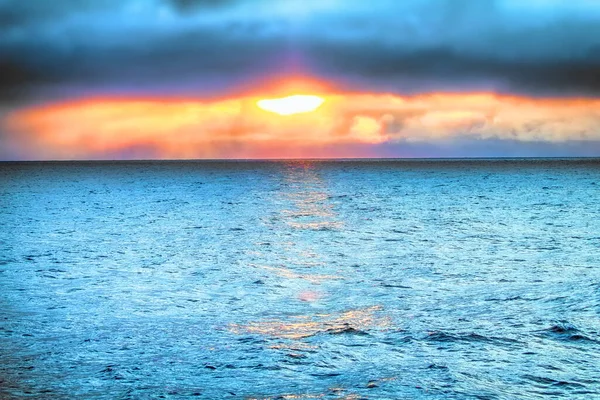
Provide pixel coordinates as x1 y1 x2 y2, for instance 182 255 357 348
1 0 599 99
3 92 599 159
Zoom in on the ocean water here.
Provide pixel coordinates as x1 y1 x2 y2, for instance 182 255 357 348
1 159 599 399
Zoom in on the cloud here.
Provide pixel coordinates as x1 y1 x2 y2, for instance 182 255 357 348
0 0 599 103
300 0 600 95
168 0 241 12
2 91 599 160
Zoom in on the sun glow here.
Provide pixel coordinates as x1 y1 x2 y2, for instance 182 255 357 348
257 95 325 116
5 90 600 159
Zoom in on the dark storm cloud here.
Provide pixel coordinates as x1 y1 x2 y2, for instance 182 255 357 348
0 0 119 101
0 0 106 27
306 44 600 96
1 0 599 101
0 0 290 99
168 0 240 12
299 0 600 95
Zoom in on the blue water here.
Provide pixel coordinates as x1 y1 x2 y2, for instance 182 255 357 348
1 159 599 399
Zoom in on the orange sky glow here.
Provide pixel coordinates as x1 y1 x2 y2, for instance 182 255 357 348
4 79 600 159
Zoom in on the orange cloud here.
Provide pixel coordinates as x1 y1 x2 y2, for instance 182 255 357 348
3 90 600 159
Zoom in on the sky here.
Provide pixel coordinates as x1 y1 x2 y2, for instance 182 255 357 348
1 0 599 159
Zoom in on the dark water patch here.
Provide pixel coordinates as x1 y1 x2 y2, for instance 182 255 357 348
539 364 562 371
522 374 587 389
236 336 269 345
427 363 449 370
537 323 598 343
380 283 412 289
425 332 520 346
285 353 307 359
484 295 540 302
325 325 369 336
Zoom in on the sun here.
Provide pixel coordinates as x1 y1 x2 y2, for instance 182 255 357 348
257 95 324 116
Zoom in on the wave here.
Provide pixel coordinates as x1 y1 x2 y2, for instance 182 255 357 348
522 374 586 388
425 331 520 346
537 322 598 343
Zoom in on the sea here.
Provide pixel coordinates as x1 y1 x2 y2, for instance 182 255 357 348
1 159 599 399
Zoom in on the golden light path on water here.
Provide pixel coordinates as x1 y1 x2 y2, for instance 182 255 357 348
252 265 344 285
228 162 393 398
229 305 392 340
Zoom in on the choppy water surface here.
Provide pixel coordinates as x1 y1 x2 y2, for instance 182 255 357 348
1 159 599 399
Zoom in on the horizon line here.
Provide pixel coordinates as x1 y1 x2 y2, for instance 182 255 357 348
2 156 600 163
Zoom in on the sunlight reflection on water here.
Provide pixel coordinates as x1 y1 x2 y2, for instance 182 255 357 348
230 305 392 339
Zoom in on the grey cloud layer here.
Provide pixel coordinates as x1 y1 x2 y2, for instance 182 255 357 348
1 0 599 100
